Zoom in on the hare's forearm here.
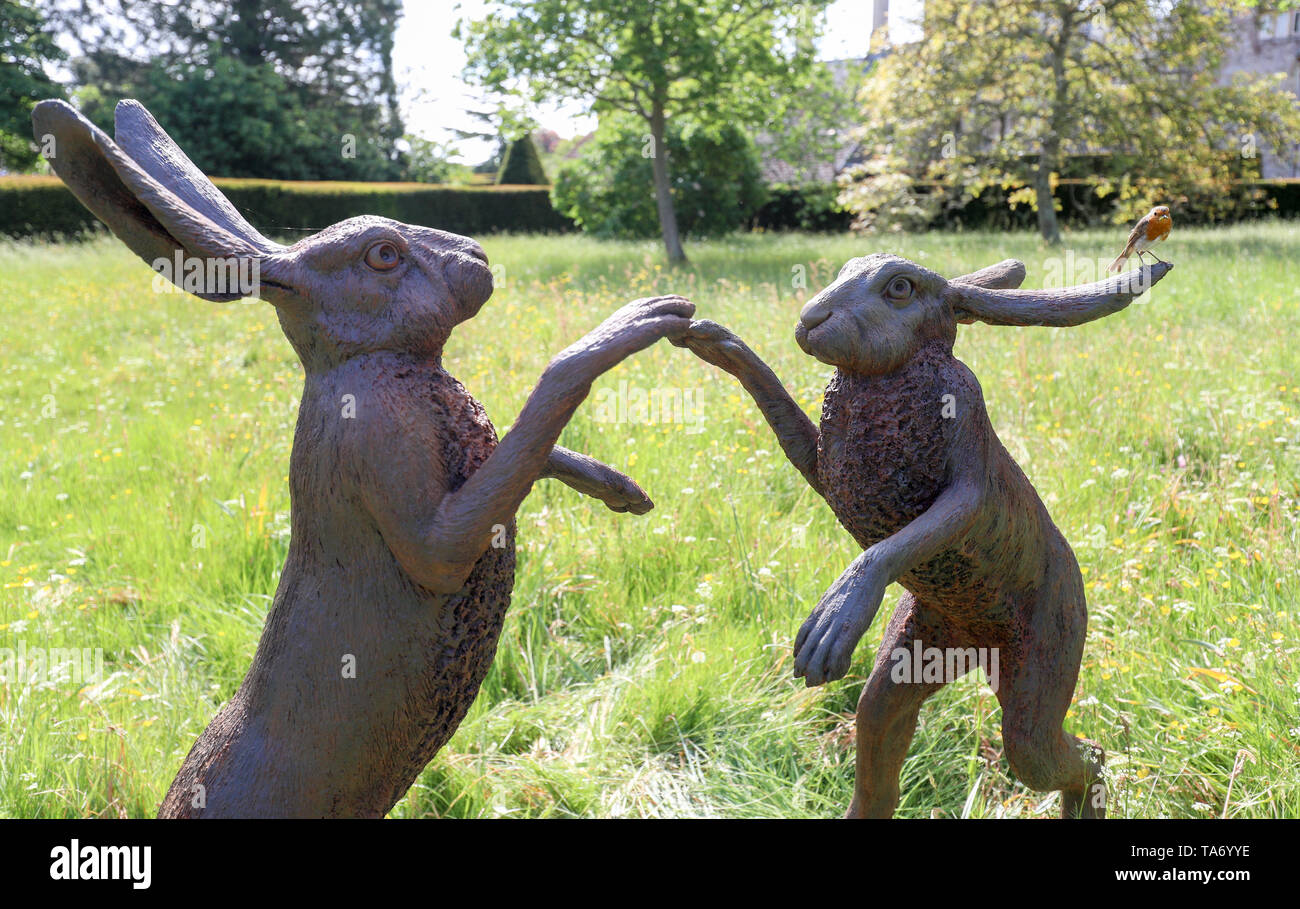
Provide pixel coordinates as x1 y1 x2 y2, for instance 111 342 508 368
678 324 820 491
418 366 593 589
732 355 821 493
864 478 984 584
416 297 692 592
540 445 603 485
793 476 986 684
542 445 653 514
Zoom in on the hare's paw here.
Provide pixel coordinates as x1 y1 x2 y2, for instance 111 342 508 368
595 467 654 515
601 295 695 339
793 575 886 686
549 296 696 391
620 294 695 321
670 319 746 370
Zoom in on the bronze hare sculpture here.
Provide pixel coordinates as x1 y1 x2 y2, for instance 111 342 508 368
34 99 693 817
674 254 1170 818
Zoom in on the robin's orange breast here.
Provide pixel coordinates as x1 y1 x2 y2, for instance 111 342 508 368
1146 215 1171 241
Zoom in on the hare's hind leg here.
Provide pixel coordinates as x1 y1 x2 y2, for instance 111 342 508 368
849 593 961 818
996 573 1105 818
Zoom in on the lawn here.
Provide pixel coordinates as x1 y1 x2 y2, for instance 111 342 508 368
0 224 1296 818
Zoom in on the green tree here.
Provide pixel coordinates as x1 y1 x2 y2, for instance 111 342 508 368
450 101 538 174
459 0 832 262
1 0 64 170
497 133 548 184
127 55 405 180
44 0 406 179
552 113 766 239
403 135 472 184
844 0 1300 242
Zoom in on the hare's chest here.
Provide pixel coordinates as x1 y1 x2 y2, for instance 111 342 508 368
817 368 950 549
425 376 501 492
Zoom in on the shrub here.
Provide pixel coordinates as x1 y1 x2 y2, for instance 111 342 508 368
751 183 853 232
836 154 945 233
497 135 549 185
551 114 767 239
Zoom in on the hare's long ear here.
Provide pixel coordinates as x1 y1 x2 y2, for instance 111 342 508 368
113 100 281 256
951 259 1026 291
32 100 285 302
946 263 1172 327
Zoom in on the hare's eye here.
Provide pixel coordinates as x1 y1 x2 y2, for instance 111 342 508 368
885 276 913 303
364 241 401 271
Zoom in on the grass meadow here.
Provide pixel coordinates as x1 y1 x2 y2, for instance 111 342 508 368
0 223 1297 818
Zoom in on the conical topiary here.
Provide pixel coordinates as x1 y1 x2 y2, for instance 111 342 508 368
496 133 549 185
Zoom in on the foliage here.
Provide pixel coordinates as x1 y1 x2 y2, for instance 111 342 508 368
402 136 473 185
843 0 1300 241
459 0 833 261
450 102 540 174
752 183 854 232
759 58 870 185
0 0 64 171
2 226 1298 818
551 114 766 240
497 133 548 185
7 170 1295 241
39 0 406 180
836 154 944 234
135 56 406 180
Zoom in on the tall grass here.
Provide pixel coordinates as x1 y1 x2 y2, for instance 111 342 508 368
0 223 1296 818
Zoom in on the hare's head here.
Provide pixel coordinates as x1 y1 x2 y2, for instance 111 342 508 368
33 100 493 370
265 216 492 366
796 253 1170 376
796 254 953 375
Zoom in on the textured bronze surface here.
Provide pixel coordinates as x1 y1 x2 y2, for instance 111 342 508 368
34 99 692 817
675 253 1171 818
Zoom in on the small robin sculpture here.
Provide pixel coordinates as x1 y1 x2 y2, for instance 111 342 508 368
1108 205 1172 272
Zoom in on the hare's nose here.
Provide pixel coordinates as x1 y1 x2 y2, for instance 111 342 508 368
800 295 832 330
464 241 488 265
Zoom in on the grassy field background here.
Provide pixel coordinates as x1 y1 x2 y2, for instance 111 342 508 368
0 224 1296 818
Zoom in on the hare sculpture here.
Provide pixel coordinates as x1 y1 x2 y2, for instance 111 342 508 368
34 99 693 818
673 254 1171 818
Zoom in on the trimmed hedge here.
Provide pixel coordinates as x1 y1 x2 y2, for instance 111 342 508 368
4 173 1297 240
0 175 574 239
756 178 1300 232
924 179 1300 230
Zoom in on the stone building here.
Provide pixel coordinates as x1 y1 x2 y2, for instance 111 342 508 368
1222 10 1300 177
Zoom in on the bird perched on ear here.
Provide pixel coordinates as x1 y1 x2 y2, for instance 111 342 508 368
1108 205 1172 272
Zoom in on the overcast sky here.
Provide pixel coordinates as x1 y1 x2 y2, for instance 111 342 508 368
394 0 924 163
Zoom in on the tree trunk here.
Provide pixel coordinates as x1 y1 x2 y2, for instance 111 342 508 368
1035 139 1061 245
1037 10 1074 246
648 104 687 264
